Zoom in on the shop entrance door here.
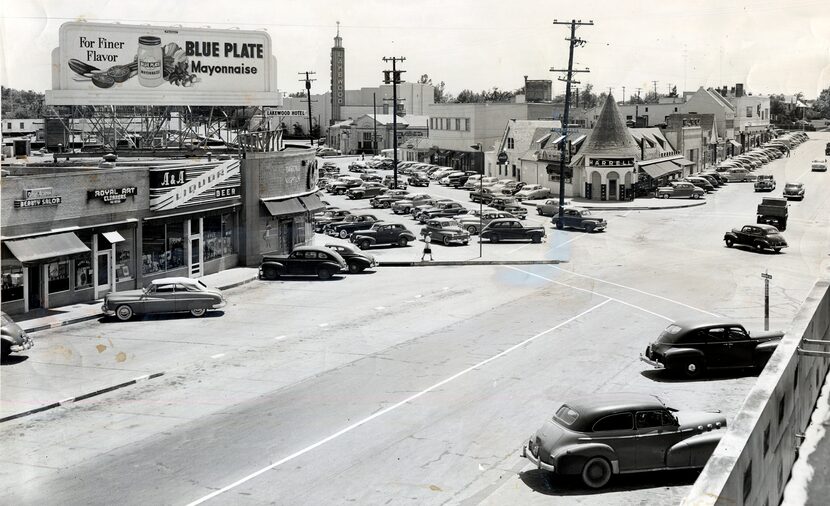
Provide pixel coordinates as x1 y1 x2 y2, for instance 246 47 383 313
608 179 618 201
28 266 42 310
190 237 201 277
96 251 111 293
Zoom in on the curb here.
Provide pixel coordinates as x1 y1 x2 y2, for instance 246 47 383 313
521 200 707 211
0 372 165 424
378 260 565 267
215 275 259 291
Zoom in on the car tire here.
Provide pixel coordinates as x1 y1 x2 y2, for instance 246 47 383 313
398 237 409 247
263 266 279 280
339 229 349 239
190 308 206 317
773 247 782 253
115 305 134 321
383 202 390 208
360 239 371 250
662 194 670 199
467 225 478 234
531 234 542 243
581 457 612 489
348 262 361 274
537 208 543 215
1 340 10 359
443 236 451 246
754 242 764 252
489 235 500 243
585 224 595 233
682 358 704 379
317 268 333 280
725 238 734 248
338 189 346 195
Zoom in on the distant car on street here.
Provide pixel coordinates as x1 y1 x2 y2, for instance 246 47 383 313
535 199 571 217
551 207 607 232
346 182 388 199
514 184 551 201
1 311 34 358
480 218 545 243
753 175 775 192
655 181 705 199
641 320 783 378
783 182 805 200
259 246 347 280
522 393 727 489
724 224 787 253
455 210 512 235
811 159 827 172
102 277 226 321
408 172 430 187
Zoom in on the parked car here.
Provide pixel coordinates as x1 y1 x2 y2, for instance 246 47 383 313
641 320 784 378
754 175 775 192
522 393 727 488
724 224 788 253
462 175 482 190
391 193 433 214
313 209 352 232
418 201 469 223
359 172 383 183
102 277 226 321
346 182 388 199
351 223 417 249
469 186 498 204
420 218 470 246
685 176 715 193
259 246 347 280
502 202 528 219
411 199 452 219
327 176 364 195
381 174 408 190
325 214 382 239
535 199 571 217
370 189 411 209
489 196 520 211
480 218 546 243
696 173 722 188
783 182 805 201
408 172 430 187
1 311 34 358
551 207 607 232
812 159 828 172
348 161 369 172
324 243 377 274
655 181 705 199
756 197 788 230
497 180 526 195
514 184 552 201
439 171 466 186
455 210 513 235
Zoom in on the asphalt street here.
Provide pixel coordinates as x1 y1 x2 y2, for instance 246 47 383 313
1 133 828 505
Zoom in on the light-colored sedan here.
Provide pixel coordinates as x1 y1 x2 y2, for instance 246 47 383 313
514 184 552 201
102 277 226 321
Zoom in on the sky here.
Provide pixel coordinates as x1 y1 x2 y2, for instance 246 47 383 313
1 0 829 100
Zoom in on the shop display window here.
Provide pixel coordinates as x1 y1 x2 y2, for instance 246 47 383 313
167 222 185 270
142 221 184 274
203 213 237 261
115 230 134 281
293 216 306 245
48 260 70 293
1 258 24 301
74 237 93 289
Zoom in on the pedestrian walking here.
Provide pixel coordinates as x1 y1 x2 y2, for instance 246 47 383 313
361 153 365 160
786 147 790 158
421 235 433 261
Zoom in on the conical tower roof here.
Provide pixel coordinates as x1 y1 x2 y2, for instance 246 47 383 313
580 94 638 157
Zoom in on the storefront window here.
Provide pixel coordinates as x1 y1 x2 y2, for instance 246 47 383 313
204 214 237 261
75 255 93 289
293 215 305 245
167 222 185 271
142 222 166 274
116 229 134 281
48 260 69 293
1 257 24 301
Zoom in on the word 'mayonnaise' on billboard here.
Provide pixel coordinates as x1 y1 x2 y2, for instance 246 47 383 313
46 22 281 106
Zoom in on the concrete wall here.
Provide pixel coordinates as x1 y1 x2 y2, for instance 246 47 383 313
684 280 830 506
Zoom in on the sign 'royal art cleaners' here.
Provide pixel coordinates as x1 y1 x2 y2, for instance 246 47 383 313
46 22 280 106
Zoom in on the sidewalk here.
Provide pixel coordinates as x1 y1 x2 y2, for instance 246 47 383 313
521 196 707 211
13 267 259 334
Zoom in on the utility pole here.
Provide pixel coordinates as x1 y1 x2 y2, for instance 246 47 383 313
382 56 406 189
550 19 592 230
298 71 317 146
635 87 642 125
652 80 658 100
372 92 378 155
622 86 626 104
762 270 772 331
574 87 580 108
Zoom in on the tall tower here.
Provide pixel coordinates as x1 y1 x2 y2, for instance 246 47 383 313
330 21 345 123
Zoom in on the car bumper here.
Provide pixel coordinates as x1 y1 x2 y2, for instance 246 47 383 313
9 332 34 352
639 353 665 369
522 444 556 472
212 299 227 309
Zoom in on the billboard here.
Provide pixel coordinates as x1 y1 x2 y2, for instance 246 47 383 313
46 22 280 106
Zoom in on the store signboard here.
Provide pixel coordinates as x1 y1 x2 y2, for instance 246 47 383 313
46 22 280 106
14 187 61 208
87 186 138 204
588 157 635 167
264 108 306 116
149 159 241 211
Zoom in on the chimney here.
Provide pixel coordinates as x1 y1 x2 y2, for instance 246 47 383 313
730 86 735 96
721 86 728 97
736 83 744 98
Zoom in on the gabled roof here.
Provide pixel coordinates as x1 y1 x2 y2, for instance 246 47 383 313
704 87 735 111
579 95 638 157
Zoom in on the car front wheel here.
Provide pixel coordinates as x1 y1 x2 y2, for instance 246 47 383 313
467 225 478 234
531 234 542 243
115 305 133 321
339 229 349 239
190 308 206 317
725 238 734 248
582 457 612 489
398 237 409 247
443 236 451 246
360 239 371 250
662 194 670 199
317 268 333 280
348 262 361 274
489 235 500 243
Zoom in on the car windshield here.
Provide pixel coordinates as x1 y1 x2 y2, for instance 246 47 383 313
785 184 801 189
658 324 685 343
554 404 579 426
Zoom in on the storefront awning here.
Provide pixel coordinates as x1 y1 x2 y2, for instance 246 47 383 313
671 158 695 167
262 198 306 216
101 231 125 244
299 194 325 213
729 140 742 149
640 161 682 179
5 232 90 263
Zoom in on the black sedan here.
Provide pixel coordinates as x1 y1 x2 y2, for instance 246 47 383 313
724 224 787 253
324 243 377 273
259 246 347 280
641 320 783 378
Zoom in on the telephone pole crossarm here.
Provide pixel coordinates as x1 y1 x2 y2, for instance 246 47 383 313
298 71 317 146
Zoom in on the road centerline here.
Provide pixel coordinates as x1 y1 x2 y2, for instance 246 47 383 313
184 298 612 505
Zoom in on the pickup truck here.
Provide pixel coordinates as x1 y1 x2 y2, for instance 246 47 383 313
480 218 546 243
551 207 607 232
756 197 788 230
754 175 775 192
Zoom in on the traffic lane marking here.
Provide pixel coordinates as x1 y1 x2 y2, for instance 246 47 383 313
184 299 612 505
505 266 673 322
546 265 720 317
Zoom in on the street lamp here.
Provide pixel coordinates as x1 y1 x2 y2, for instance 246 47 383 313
471 143 484 258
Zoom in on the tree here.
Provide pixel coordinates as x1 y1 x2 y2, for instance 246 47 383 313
667 85 678 98
579 83 599 109
455 89 482 103
1 87 45 118
288 91 307 98
417 74 448 103
814 87 830 118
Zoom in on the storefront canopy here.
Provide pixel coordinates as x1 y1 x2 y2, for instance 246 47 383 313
5 232 90 263
671 158 695 167
262 198 306 216
640 161 682 179
729 140 742 149
299 194 325 213
101 231 125 244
